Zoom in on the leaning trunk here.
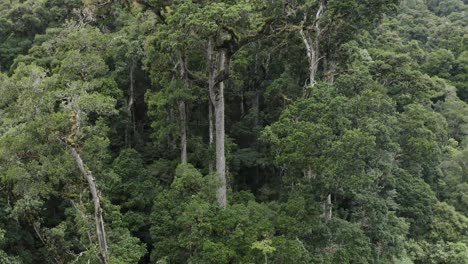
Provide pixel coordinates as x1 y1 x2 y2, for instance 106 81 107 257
71 148 109 263
69 108 108 263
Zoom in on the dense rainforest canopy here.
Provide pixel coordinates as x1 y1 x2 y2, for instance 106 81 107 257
0 0 467 263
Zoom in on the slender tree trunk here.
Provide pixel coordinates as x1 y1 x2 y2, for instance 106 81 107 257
300 3 330 220
207 39 227 208
178 51 189 163
179 100 187 163
304 167 314 181
240 90 244 116
299 29 318 92
208 101 214 172
323 56 337 84
252 53 260 127
31 221 62 264
299 0 325 97
324 193 332 223
126 64 135 147
69 108 108 263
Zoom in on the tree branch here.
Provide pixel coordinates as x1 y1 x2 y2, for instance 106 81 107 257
214 69 229 87
216 17 275 58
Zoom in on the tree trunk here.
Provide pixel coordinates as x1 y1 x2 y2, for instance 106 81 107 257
178 100 187 163
70 108 108 263
324 193 332 223
252 53 260 127
215 49 227 208
126 64 135 147
208 100 214 172
299 0 325 97
323 56 337 84
208 39 227 208
178 51 189 163
299 28 318 94
240 90 244 117
71 148 109 263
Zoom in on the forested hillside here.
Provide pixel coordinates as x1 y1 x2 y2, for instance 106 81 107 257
0 0 467 263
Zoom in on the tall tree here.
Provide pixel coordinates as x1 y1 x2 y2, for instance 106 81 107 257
190 0 276 207
284 0 398 96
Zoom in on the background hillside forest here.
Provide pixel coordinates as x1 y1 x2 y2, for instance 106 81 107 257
0 0 467 263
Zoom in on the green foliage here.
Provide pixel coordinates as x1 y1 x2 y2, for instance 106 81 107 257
411 240 468 264
0 0 467 263
423 48 456 78
429 202 468 242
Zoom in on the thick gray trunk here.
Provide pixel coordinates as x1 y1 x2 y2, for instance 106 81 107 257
215 50 227 208
207 39 227 208
70 108 108 263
